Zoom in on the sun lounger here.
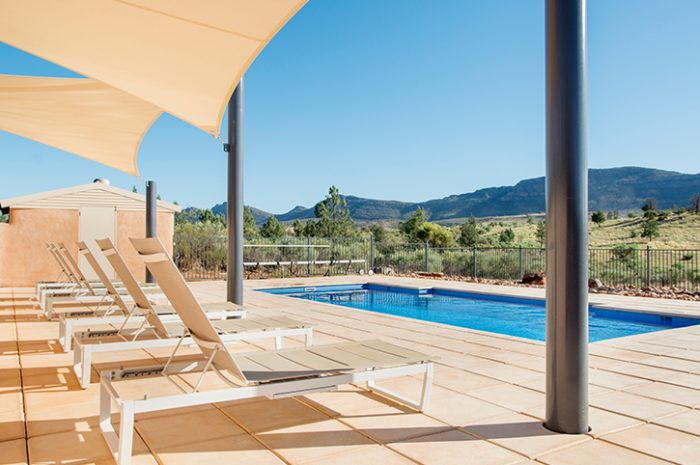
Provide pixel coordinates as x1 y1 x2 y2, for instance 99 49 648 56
71 245 311 389
57 240 245 352
43 241 161 320
36 242 106 306
99 237 433 465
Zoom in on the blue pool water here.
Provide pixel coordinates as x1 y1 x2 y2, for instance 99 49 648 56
262 284 699 342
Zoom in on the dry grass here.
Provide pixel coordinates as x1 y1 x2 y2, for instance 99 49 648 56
473 212 700 249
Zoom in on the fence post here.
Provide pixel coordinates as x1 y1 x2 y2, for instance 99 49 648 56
369 236 375 272
519 246 523 279
307 235 312 276
472 246 477 278
646 244 651 288
424 240 429 272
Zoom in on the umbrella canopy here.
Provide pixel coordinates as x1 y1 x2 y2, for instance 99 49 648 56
0 0 306 172
0 75 161 175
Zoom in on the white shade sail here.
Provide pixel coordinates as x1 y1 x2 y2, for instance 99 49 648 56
0 75 161 175
0 0 306 136
0 0 306 174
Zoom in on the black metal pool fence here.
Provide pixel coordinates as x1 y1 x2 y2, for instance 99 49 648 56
173 235 700 292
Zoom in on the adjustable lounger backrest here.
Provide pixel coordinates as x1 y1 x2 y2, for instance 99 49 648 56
47 243 76 282
129 237 247 384
57 242 95 294
76 241 130 317
94 238 170 338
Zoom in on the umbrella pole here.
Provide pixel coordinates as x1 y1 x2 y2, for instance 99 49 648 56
226 80 244 305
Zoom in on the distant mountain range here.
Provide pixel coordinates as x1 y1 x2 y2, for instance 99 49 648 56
203 167 700 224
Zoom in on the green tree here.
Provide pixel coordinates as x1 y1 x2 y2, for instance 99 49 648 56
641 198 657 212
314 186 354 238
292 219 305 238
499 227 515 245
260 216 285 239
690 193 700 214
369 223 387 242
415 222 453 247
458 215 479 247
303 220 317 237
535 221 546 247
399 208 427 242
591 210 606 227
132 185 138 193
243 207 258 239
640 217 660 240
198 209 225 226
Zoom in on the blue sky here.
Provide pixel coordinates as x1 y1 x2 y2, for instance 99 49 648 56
1 0 699 213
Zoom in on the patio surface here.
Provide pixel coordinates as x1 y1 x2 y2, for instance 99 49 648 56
2 275 700 464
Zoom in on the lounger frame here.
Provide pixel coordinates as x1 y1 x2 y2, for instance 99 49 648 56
100 359 432 465
73 324 311 389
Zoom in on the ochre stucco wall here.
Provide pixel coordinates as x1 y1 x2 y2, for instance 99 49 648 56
116 211 174 282
0 209 79 287
0 208 175 286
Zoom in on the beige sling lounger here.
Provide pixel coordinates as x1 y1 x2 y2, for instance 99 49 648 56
99 237 434 465
41 242 158 319
57 239 245 352
71 245 310 389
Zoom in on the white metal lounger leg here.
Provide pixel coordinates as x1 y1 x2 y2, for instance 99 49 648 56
305 327 313 346
367 362 433 412
61 319 73 352
73 341 93 389
118 402 135 465
100 374 136 465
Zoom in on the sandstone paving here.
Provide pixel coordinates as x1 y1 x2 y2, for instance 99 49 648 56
1 275 700 464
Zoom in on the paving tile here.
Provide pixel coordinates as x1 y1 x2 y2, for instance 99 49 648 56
625 381 700 408
27 428 156 465
468 384 545 411
588 368 651 390
389 428 525 465
461 412 590 459
221 398 330 434
0 403 25 442
538 438 673 465
590 390 687 421
303 444 416 465
136 405 245 450
155 433 285 465
423 386 513 427
652 409 700 436
0 438 27 465
257 418 375 464
340 406 452 444
430 364 504 393
603 424 700 464
302 385 403 417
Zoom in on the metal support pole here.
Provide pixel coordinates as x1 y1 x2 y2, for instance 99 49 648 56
369 236 375 272
545 0 589 434
472 247 477 278
226 80 244 305
145 180 156 284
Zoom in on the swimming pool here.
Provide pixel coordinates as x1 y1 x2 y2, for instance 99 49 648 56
262 283 699 342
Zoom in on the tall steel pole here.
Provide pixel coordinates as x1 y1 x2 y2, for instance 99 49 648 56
226 80 244 305
145 180 157 284
545 0 589 434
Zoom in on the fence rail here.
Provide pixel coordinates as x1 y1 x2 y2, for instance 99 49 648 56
174 234 700 292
